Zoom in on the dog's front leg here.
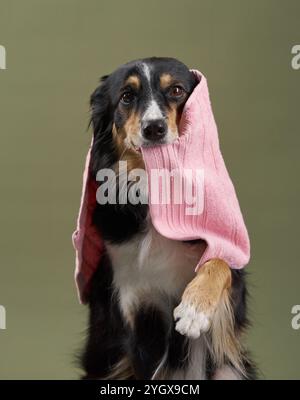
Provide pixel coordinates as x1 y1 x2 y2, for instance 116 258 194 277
174 258 232 339
174 258 248 376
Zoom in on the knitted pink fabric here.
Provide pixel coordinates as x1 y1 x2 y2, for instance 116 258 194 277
72 144 104 303
141 70 250 271
72 69 250 304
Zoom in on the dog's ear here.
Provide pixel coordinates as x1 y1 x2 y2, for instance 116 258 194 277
90 75 111 136
90 75 117 173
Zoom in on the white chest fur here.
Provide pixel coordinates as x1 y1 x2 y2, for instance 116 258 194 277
105 220 205 320
105 220 207 380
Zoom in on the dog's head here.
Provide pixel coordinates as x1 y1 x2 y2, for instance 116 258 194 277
90 57 197 172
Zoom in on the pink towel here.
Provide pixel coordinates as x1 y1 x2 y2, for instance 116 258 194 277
72 69 250 304
72 145 104 303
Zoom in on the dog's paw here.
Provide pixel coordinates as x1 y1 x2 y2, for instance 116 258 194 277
173 301 212 339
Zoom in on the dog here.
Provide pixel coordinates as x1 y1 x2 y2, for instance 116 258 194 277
79 57 257 380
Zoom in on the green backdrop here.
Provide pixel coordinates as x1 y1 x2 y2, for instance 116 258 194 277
0 0 299 379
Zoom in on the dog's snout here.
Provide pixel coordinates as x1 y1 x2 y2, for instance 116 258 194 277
142 119 167 141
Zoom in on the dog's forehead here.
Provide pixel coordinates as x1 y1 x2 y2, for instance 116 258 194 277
136 62 188 85
113 63 152 87
123 62 152 87
115 60 189 88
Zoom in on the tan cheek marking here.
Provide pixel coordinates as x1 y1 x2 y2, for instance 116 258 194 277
112 123 125 155
166 105 180 138
123 110 141 144
125 153 145 171
160 73 173 89
112 121 145 172
125 75 140 89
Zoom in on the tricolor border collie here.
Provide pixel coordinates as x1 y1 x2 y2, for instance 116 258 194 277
79 57 257 380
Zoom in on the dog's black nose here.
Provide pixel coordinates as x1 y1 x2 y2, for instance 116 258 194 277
142 119 167 141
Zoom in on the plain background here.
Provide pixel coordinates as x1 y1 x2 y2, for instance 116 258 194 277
0 0 300 379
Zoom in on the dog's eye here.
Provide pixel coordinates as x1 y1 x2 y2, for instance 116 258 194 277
169 86 185 98
120 91 135 105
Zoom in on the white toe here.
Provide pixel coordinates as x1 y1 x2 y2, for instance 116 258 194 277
175 316 191 336
174 301 211 339
173 303 185 320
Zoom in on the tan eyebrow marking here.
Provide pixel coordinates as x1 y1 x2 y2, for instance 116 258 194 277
124 75 141 89
160 73 174 89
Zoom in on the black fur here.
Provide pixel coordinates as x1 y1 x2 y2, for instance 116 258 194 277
90 76 117 174
80 254 128 379
127 305 168 380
